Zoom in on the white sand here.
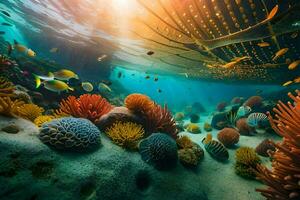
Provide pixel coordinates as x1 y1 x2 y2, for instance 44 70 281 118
180 113 281 200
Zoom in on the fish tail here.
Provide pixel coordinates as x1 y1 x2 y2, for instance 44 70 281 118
48 72 54 79
68 87 74 91
33 73 42 88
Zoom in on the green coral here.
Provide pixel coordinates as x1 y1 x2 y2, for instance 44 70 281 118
234 147 261 179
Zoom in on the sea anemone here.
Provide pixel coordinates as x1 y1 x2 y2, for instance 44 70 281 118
244 96 263 109
235 147 261 179
106 121 144 150
124 93 155 115
139 133 178 170
186 123 201 134
217 128 240 148
236 118 254 136
34 115 55 127
176 135 194 149
0 77 15 97
256 90 300 199
0 97 24 117
17 104 44 122
39 117 101 151
56 94 113 124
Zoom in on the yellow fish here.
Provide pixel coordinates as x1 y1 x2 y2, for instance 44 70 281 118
288 60 300 70
27 49 36 57
98 83 112 92
257 42 270 47
272 48 289 61
53 69 79 81
267 5 278 20
282 81 293 87
294 77 300 83
81 82 94 92
34 75 73 93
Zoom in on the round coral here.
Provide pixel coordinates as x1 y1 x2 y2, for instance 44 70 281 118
174 112 185 121
236 118 254 136
56 94 113 124
139 133 178 170
190 113 200 123
186 123 201 134
244 96 263 109
124 93 154 114
216 102 227 112
176 135 194 149
178 144 204 168
255 139 276 157
106 121 144 150
203 122 212 132
39 117 101 151
17 104 44 121
34 115 55 127
217 128 240 148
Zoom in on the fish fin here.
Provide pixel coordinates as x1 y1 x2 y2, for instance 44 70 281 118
68 87 74 91
33 73 42 88
48 72 54 78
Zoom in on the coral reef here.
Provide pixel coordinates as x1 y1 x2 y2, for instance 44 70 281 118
236 118 254 136
178 144 204 168
176 135 194 149
217 102 227 112
186 123 201 134
34 115 55 127
256 90 300 200
139 133 178 170
202 133 229 161
0 97 24 117
39 117 101 151
190 113 200 123
217 128 240 148
235 147 261 179
124 93 155 115
255 139 276 157
203 122 212 132
17 104 44 122
244 96 263 110
0 77 15 97
174 112 185 121
56 94 113 124
106 121 144 150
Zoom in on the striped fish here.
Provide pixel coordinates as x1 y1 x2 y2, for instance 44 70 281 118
202 134 229 161
247 113 268 128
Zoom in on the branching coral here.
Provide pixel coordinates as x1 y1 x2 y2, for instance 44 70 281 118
17 104 44 122
0 77 15 97
0 97 24 117
106 121 144 150
56 94 113 123
235 147 261 179
34 115 55 127
256 90 300 199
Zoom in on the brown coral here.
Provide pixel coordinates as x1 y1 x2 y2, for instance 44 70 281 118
217 128 240 148
176 135 194 149
0 97 24 117
236 118 254 136
244 96 263 109
255 139 276 157
17 104 44 121
0 77 15 97
56 94 113 123
256 90 300 200
178 144 204 167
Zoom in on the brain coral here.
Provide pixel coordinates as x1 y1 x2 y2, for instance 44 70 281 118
244 96 263 109
17 104 44 122
56 94 113 124
106 121 144 150
39 117 101 151
217 128 240 148
236 118 254 136
139 133 178 170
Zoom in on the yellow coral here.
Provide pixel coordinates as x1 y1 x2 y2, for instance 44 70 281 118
176 135 194 149
17 104 44 122
0 77 15 97
235 147 261 166
186 123 201 134
203 122 212 132
106 121 144 150
34 115 55 127
0 97 24 117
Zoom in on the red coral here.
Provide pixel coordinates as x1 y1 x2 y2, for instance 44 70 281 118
217 128 240 148
244 96 263 109
236 118 254 136
216 102 227 112
56 94 113 123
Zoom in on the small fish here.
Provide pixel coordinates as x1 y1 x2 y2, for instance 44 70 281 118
97 54 107 62
272 48 289 61
1 22 12 26
147 51 154 55
202 133 229 161
34 74 73 93
118 72 122 78
53 69 79 81
222 61 237 69
27 49 36 57
33 73 55 87
257 42 270 47
98 83 112 92
0 31 5 35
247 113 268 128
236 106 252 118
288 60 300 70
291 32 298 39
1 11 11 17
282 80 293 86
154 77 158 81
145 75 150 79
266 5 278 20
81 82 94 92
157 89 162 93
50 48 59 53
13 40 28 53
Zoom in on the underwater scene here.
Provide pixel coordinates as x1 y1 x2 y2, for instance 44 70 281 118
0 0 300 200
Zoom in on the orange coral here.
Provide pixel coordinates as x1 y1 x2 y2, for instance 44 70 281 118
256 90 300 200
0 97 24 117
217 128 240 148
17 104 44 121
124 93 155 115
56 94 113 123
0 77 15 97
